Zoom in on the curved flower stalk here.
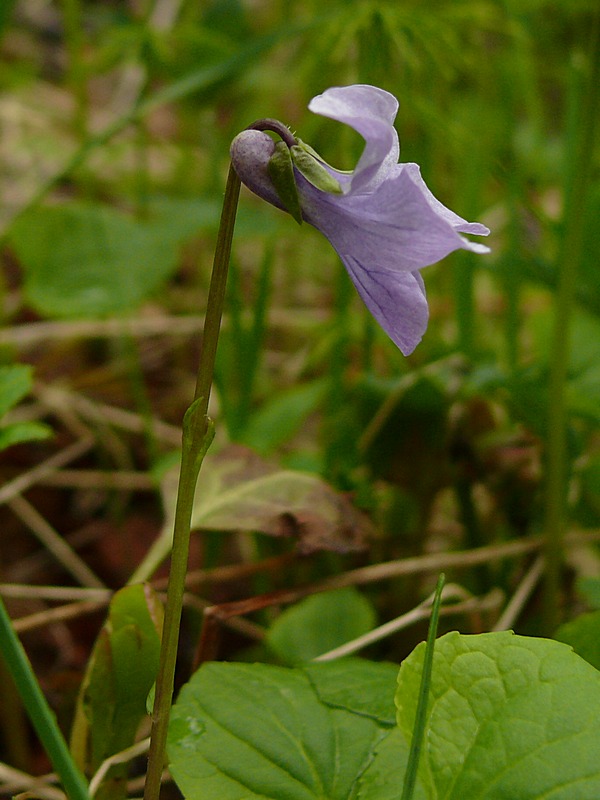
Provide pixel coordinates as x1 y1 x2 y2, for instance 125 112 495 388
231 84 490 355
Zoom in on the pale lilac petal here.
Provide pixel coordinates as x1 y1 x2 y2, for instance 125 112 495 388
308 85 399 193
342 256 428 355
402 163 491 240
297 164 489 272
231 85 491 356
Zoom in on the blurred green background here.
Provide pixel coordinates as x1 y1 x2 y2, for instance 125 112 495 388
1 0 599 634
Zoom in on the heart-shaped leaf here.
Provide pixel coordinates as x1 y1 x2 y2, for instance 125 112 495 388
10 201 211 318
393 631 600 799
168 661 387 800
266 588 376 664
305 658 399 726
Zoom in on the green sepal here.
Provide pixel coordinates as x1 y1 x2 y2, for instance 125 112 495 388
267 141 303 225
291 141 344 195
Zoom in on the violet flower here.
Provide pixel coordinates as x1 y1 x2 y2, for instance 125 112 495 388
231 84 490 355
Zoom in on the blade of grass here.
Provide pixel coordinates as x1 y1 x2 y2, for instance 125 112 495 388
0 597 90 800
401 573 445 800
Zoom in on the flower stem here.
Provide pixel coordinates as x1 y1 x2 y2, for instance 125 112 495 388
543 11 600 634
0 597 90 800
247 118 296 147
143 164 241 800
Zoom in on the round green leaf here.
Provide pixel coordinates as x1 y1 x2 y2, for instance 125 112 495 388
266 587 376 664
396 631 600 799
10 202 205 318
304 658 399 725
358 728 428 800
168 662 386 800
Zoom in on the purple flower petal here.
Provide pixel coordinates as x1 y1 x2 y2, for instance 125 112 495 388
230 84 490 355
297 163 489 273
342 257 429 355
309 85 399 193
402 163 490 239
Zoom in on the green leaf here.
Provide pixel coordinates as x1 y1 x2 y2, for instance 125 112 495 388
139 22 311 112
188 444 371 553
555 610 600 671
10 202 205 319
268 141 303 225
0 365 52 452
304 658 399 726
266 588 376 664
168 661 387 800
0 364 33 419
358 728 427 800
291 142 344 194
396 631 600 799
0 421 51 452
70 585 163 799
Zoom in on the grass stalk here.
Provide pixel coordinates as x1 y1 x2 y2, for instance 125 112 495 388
0 597 90 800
401 574 445 800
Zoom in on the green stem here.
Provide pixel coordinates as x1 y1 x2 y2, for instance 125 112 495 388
543 11 600 634
143 165 241 800
401 574 445 800
0 597 90 800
